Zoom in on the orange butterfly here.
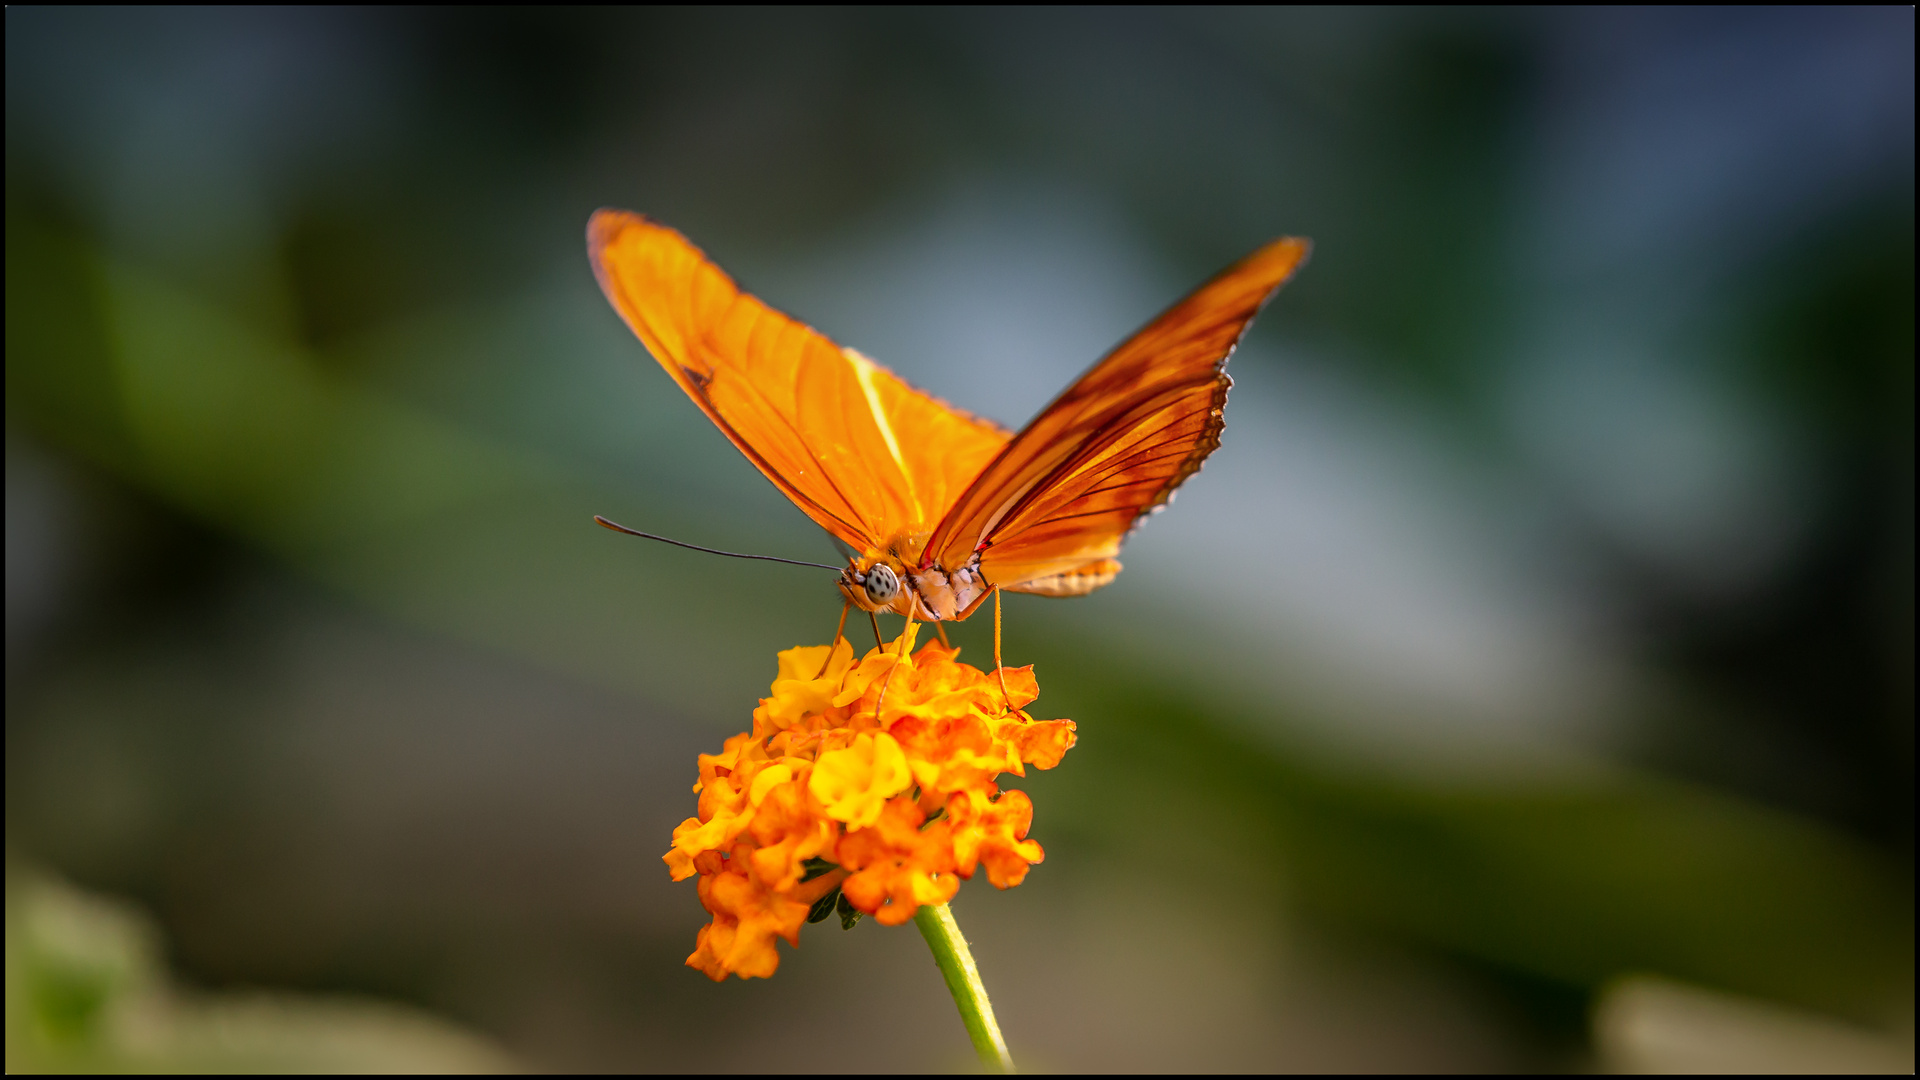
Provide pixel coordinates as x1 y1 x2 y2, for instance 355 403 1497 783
588 209 1308 638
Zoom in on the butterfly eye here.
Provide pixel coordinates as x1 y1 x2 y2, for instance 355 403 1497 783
864 564 900 604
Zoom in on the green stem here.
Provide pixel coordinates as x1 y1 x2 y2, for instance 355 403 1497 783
914 902 1014 1073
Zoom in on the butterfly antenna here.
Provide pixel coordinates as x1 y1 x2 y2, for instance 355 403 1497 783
594 516 844 571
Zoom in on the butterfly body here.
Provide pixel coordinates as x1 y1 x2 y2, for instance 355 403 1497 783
588 210 1308 622
838 541 989 622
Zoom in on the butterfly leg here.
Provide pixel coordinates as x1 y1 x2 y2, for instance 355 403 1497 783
815 602 852 679
874 614 913 719
934 621 952 649
994 587 1013 713
869 611 885 651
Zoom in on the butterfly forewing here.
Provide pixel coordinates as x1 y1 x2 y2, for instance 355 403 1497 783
975 376 1231 589
589 210 1009 552
924 237 1311 593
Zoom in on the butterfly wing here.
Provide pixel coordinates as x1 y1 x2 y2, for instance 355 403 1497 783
589 210 1011 552
922 237 1311 595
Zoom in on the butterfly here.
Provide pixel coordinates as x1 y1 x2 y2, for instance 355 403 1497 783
588 209 1308 638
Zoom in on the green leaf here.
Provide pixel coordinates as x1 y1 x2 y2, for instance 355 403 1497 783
836 891 864 930
807 887 840 925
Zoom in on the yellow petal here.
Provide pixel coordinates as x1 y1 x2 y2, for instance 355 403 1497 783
808 732 912 829
749 762 795 806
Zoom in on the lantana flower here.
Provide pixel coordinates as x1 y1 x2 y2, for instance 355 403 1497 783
663 623 1076 1010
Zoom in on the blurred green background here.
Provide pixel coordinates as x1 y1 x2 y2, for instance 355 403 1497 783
6 7 1912 1072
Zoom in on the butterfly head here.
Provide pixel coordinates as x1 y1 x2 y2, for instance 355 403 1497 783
839 559 903 612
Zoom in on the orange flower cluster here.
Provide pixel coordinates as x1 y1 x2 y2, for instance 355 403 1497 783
664 624 1077 981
